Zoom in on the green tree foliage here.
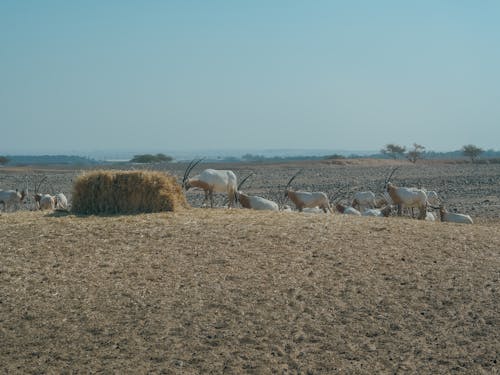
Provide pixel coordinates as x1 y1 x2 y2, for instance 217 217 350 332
381 144 406 159
461 144 483 163
0 156 10 165
406 143 426 164
130 153 173 163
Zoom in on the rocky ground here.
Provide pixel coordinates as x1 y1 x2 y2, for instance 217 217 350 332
1 159 499 221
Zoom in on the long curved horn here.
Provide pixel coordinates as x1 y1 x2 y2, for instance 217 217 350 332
35 176 48 195
384 166 399 185
237 173 254 191
182 158 204 184
286 169 303 189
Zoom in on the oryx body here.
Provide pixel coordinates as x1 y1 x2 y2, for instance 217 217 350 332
182 160 238 208
0 189 26 211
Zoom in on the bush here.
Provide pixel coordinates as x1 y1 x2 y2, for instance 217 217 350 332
130 153 173 163
72 170 188 214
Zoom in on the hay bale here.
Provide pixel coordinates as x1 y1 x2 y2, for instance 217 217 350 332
72 170 188 214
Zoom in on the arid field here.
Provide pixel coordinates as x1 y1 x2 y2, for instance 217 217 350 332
1 160 499 373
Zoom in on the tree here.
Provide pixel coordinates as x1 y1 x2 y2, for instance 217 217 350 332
381 144 406 159
130 153 173 163
406 143 425 164
461 144 483 163
0 156 9 165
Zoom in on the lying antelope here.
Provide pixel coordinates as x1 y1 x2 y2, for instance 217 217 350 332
336 203 361 216
284 171 332 213
34 193 55 210
182 159 238 208
362 206 392 217
235 174 279 211
438 205 473 224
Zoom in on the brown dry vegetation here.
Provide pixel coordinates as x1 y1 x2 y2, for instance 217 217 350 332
71 170 187 214
1 208 499 374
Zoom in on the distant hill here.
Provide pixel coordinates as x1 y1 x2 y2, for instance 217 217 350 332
4 155 99 166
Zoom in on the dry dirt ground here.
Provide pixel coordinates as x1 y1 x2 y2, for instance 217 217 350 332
0 161 499 373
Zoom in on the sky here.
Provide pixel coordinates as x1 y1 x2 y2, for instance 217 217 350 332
1 0 500 156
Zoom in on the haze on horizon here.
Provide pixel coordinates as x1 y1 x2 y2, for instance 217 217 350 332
1 1 499 156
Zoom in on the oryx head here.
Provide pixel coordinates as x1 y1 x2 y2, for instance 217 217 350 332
284 169 302 197
233 173 253 205
182 158 203 190
384 166 399 191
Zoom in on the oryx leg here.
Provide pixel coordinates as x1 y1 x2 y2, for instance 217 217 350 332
209 190 214 208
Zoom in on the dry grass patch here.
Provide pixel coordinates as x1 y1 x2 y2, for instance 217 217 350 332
71 170 188 214
1 210 499 373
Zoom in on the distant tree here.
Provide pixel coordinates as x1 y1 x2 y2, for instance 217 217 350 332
406 143 426 164
0 156 9 165
324 154 346 160
461 144 483 163
381 144 406 159
130 153 173 163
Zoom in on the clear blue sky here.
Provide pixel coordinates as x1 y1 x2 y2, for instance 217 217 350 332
1 0 499 155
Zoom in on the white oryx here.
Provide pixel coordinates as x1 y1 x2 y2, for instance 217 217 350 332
438 205 473 224
386 182 428 219
362 206 392 217
34 193 55 210
351 191 376 211
336 203 361 216
384 167 427 220
235 174 279 211
0 189 27 211
55 193 69 210
284 170 332 213
182 159 238 208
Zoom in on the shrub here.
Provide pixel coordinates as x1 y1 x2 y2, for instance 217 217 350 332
130 153 173 163
72 170 188 214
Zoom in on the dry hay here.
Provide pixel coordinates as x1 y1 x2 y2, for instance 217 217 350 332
71 170 188 214
0 209 499 373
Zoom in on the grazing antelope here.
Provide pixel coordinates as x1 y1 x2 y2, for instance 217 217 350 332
0 189 27 211
182 159 238 208
284 170 332 213
34 193 55 210
32 176 55 211
235 174 279 211
438 205 473 224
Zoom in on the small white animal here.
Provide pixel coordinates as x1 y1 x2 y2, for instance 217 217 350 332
362 206 392 217
425 211 436 221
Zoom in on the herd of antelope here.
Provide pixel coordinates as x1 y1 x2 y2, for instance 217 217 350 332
0 176 68 213
181 161 474 224
1 162 474 224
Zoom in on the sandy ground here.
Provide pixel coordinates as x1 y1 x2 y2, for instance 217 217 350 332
1 208 499 374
